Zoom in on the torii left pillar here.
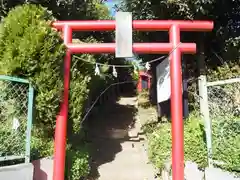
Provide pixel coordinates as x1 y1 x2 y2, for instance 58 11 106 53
52 19 213 180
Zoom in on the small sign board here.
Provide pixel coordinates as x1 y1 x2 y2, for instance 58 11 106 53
156 57 171 103
156 57 185 103
115 12 133 58
156 58 189 118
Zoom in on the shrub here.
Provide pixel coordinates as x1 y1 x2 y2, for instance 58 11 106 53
0 3 95 137
0 4 92 177
65 144 90 180
145 112 240 174
146 113 208 171
31 135 54 159
0 4 65 137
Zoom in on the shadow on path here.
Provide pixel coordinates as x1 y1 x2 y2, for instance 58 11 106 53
85 94 137 180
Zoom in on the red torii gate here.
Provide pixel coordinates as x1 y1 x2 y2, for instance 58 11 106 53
52 20 213 180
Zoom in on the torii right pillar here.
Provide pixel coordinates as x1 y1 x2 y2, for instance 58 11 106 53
169 22 213 180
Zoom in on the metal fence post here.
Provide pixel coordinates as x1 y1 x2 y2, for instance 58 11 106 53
198 75 213 167
25 84 34 163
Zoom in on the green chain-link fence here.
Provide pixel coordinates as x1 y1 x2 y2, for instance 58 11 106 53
0 75 34 164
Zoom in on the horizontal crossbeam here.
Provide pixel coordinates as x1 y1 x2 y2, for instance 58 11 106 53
67 43 196 54
52 20 213 31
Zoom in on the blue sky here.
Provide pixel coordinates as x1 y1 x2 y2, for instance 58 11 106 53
105 0 120 16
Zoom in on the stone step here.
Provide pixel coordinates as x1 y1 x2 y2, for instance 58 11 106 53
98 172 155 180
98 163 156 180
120 141 146 151
89 131 145 142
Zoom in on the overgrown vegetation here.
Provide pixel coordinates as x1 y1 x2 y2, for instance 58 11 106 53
143 112 240 174
144 113 208 170
212 116 240 172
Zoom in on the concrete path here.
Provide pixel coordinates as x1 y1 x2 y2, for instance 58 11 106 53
87 96 156 180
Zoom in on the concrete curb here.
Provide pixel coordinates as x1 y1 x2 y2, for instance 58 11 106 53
0 163 33 180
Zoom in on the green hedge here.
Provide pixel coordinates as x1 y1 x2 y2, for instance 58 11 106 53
0 4 91 177
0 4 65 137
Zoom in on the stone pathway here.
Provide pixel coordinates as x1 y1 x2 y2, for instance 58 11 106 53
87 96 156 180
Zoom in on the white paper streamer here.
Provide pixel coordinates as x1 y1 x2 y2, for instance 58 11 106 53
94 63 100 75
112 65 118 77
145 62 151 70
